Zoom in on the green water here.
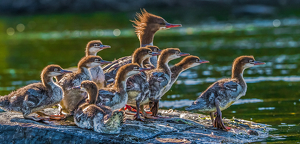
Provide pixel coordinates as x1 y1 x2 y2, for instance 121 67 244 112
0 12 300 143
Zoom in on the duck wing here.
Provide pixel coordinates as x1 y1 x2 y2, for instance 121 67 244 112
185 79 238 111
148 71 171 99
104 58 132 84
103 56 132 71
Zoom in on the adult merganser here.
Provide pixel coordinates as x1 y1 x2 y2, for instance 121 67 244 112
148 56 209 116
55 40 111 89
73 81 124 134
58 56 111 116
0 65 72 121
105 47 159 85
103 9 181 72
146 48 189 117
96 63 150 111
186 56 265 131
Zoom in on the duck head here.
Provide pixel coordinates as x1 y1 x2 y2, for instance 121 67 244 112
73 80 98 104
78 56 112 69
177 56 209 70
42 64 72 77
85 40 111 56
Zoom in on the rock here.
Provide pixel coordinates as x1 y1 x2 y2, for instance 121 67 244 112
0 108 273 143
247 130 259 136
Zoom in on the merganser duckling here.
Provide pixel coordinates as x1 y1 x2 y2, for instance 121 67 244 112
86 40 111 89
143 45 161 69
96 63 150 111
186 56 265 131
103 9 181 72
146 48 189 117
73 81 124 134
105 47 160 85
55 40 111 89
58 56 110 116
0 65 72 121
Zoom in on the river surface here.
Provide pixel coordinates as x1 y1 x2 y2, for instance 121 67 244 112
0 12 299 143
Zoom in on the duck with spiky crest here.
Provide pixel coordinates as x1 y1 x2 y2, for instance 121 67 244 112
0 65 72 121
103 9 181 73
73 81 125 134
58 56 111 116
56 40 111 89
186 56 265 131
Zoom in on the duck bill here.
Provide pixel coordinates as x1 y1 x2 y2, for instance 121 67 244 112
139 68 151 72
100 60 112 65
179 52 190 56
151 52 160 56
60 69 73 74
99 45 111 49
166 23 182 28
254 61 266 65
199 60 209 64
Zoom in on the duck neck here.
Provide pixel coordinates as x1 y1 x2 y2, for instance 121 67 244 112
139 28 157 67
86 51 98 56
170 63 186 82
139 27 155 47
42 75 59 90
231 64 246 87
113 73 127 93
157 56 171 76
87 89 98 104
78 67 91 75
132 55 145 68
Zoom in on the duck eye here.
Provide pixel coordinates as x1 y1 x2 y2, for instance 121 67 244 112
54 68 58 72
94 44 98 47
95 59 100 62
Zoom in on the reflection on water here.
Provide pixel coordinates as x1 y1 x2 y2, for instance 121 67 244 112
0 13 300 143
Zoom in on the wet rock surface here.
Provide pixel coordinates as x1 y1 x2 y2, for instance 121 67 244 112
0 108 272 143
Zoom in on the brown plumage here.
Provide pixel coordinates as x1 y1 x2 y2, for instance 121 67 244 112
97 63 149 111
58 55 104 115
143 45 161 68
131 9 167 45
0 65 72 120
186 55 265 131
85 40 111 56
74 81 125 134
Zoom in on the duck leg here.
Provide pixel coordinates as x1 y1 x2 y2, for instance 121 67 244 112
134 102 144 121
210 112 215 124
213 99 228 131
150 99 159 116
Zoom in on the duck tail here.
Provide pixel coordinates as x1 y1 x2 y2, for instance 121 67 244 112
102 110 125 134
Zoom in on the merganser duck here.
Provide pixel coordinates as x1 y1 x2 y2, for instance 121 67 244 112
96 63 150 111
143 45 161 69
0 65 72 121
103 9 181 72
86 40 111 89
186 56 265 131
58 56 111 116
146 48 189 117
56 40 111 89
73 81 124 134
105 47 160 85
